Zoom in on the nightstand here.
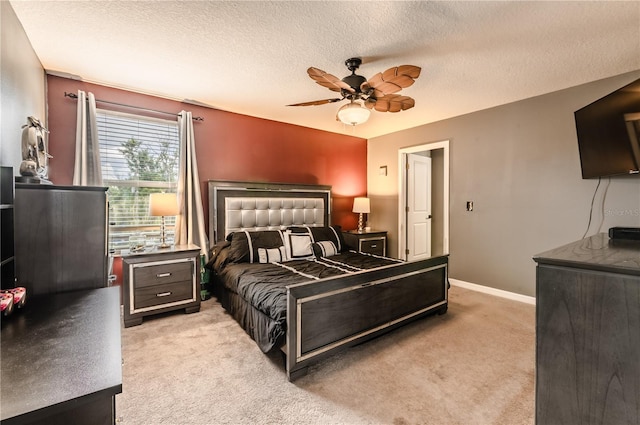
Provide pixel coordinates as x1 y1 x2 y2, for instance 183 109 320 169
122 244 201 327
342 230 387 256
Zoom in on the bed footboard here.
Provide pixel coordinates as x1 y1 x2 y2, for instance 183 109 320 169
286 255 448 381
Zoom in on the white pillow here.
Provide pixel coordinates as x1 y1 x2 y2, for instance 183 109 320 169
257 246 287 263
314 240 338 257
284 231 314 260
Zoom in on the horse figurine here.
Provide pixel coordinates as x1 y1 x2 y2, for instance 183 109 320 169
20 116 51 181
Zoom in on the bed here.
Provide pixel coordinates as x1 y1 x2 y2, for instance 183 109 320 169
207 180 449 381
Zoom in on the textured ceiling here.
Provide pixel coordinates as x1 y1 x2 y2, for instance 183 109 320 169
9 1 640 139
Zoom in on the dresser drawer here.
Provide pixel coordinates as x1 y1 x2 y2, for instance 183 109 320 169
133 260 193 289
134 280 194 310
360 238 385 256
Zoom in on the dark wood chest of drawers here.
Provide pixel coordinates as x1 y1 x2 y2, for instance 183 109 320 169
122 244 200 327
533 234 640 425
14 184 108 295
1 287 122 425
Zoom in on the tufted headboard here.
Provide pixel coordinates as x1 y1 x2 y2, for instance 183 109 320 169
208 180 331 248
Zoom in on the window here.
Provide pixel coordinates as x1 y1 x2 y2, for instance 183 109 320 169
97 109 180 252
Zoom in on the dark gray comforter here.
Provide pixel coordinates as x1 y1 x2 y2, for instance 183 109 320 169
209 246 400 352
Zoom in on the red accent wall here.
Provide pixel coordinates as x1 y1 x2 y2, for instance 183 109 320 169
46 75 367 233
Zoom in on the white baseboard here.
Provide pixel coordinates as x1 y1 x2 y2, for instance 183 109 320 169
449 278 536 305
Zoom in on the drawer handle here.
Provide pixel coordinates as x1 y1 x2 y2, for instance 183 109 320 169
156 272 172 278
156 292 172 297
370 244 377 248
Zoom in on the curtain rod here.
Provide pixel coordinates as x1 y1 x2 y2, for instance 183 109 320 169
64 92 204 121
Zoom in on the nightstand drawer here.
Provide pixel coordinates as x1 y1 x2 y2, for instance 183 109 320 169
133 260 193 288
360 238 385 256
134 281 194 310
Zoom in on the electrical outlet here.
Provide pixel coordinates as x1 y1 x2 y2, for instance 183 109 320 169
466 201 473 211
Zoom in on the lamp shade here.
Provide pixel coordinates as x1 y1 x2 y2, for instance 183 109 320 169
352 197 370 214
337 101 371 126
149 193 179 216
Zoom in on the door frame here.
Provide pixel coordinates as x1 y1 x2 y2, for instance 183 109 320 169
397 140 450 260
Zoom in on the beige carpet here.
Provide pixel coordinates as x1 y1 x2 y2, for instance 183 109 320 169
116 286 535 425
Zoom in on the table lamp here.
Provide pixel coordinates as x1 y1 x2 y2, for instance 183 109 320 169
352 197 370 233
149 193 179 248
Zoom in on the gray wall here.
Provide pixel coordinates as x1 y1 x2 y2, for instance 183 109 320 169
430 148 444 255
1 1 46 170
368 71 640 297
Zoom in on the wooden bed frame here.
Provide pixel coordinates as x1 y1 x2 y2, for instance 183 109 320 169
208 180 449 380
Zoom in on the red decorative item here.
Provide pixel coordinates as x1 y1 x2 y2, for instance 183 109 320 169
8 287 27 308
1 292 14 317
0 287 26 316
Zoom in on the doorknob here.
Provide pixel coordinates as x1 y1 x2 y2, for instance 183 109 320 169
427 215 432 219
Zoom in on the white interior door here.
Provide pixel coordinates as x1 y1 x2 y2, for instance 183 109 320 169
406 153 432 261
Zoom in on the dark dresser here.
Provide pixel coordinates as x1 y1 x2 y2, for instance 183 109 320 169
1 286 122 424
533 233 640 425
14 184 108 295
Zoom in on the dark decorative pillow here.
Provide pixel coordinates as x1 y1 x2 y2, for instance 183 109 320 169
313 241 338 257
284 231 315 260
206 240 231 271
227 230 286 263
288 225 346 252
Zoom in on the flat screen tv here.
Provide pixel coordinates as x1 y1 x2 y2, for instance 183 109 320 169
575 77 640 179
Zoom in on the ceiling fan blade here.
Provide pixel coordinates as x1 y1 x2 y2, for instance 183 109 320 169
360 81 373 95
373 94 415 113
364 98 376 109
287 98 343 107
307 67 355 93
367 65 422 96
391 65 421 79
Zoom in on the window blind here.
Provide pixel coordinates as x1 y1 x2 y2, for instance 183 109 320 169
97 109 180 251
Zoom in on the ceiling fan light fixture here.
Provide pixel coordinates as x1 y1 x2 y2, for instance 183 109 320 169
337 101 370 126
292 59 420 125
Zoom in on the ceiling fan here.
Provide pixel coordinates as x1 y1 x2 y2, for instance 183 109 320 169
287 58 421 126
